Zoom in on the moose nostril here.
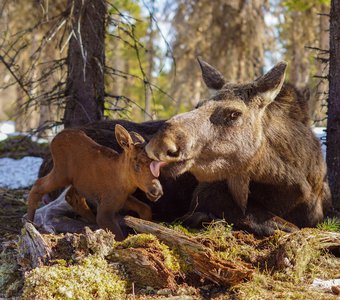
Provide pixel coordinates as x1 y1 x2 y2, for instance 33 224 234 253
150 188 160 196
166 148 180 158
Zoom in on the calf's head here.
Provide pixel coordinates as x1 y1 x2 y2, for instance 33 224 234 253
115 124 163 201
146 59 287 182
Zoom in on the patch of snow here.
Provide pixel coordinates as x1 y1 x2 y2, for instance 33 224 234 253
0 132 7 142
0 121 15 134
0 156 43 189
311 278 340 290
312 127 326 139
312 127 326 158
31 135 49 144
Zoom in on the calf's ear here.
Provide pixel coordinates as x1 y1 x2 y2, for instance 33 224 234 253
130 131 145 145
197 57 225 92
115 124 133 150
254 61 287 106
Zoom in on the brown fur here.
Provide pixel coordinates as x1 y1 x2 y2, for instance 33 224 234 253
27 125 163 240
38 120 197 223
146 59 331 233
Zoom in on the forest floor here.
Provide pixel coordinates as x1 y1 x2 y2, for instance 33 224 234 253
0 131 339 300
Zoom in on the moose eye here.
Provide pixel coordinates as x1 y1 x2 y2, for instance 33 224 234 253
210 108 242 126
230 111 242 120
134 163 141 172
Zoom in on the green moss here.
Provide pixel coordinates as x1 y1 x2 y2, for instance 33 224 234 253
158 241 181 272
117 233 158 249
0 245 23 298
164 223 196 235
21 256 127 300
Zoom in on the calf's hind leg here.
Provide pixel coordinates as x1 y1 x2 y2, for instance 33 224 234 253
27 171 68 221
65 187 96 223
123 195 152 221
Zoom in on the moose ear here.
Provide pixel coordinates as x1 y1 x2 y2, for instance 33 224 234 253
197 57 225 92
254 61 287 106
115 124 133 150
130 131 145 145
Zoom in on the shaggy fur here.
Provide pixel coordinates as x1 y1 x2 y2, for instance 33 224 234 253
146 59 331 234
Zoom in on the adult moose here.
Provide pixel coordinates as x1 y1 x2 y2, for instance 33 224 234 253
146 58 332 235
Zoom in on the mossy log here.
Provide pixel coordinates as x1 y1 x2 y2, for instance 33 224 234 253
124 216 254 286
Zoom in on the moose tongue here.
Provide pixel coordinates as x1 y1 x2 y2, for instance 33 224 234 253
150 161 167 177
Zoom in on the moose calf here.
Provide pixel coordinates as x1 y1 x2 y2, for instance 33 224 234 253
27 124 163 240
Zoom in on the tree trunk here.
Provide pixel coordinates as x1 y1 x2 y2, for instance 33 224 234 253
327 0 340 207
63 0 106 128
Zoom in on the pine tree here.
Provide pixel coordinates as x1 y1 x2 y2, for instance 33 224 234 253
63 0 106 127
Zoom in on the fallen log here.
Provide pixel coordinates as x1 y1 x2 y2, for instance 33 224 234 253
124 216 254 286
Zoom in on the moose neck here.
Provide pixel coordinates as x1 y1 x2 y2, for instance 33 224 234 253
115 153 138 196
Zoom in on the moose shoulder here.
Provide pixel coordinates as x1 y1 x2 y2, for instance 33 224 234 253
146 59 331 233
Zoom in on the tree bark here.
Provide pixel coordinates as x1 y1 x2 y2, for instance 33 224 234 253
327 0 340 207
311 5 329 126
63 0 106 128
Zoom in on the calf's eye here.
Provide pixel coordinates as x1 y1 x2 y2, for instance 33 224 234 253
134 163 141 172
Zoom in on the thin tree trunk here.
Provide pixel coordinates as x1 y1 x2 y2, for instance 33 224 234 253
63 0 106 128
327 0 340 207
38 40 55 135
144 0 155 121
312 7 329 126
